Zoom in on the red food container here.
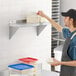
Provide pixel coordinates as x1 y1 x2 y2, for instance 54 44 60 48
18 57 38 65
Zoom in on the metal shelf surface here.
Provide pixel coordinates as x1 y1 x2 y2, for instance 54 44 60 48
9 22 48 39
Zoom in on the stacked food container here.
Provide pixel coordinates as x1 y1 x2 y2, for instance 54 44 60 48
8 57 42 76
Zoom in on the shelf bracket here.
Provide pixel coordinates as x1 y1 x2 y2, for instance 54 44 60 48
9 26 19 39
37 25 47 36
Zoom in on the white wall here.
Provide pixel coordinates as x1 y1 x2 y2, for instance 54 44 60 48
0 0 51 70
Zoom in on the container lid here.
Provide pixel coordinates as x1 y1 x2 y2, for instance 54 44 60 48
8 63 34 70
19 57 38 63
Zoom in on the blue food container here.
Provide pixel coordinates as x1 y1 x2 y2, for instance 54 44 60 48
8 63 34 70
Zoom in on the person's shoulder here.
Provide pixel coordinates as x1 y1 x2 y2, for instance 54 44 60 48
62 28 71 38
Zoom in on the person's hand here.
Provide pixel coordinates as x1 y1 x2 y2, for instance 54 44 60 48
37 11 46 18
50 58 61 66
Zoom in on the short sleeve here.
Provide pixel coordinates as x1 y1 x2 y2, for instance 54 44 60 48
62 28 71 38
68 46 76 60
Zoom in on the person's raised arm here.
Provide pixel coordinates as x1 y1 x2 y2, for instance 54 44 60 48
37 11 63 32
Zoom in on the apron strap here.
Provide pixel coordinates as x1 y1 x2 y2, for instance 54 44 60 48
71 32 76 40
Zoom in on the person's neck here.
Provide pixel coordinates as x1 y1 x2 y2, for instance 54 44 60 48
69 27 76 32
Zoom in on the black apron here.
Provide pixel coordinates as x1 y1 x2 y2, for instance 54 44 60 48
60 32 76 76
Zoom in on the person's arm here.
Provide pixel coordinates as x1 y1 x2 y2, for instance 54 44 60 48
51 58 76 66
37 11 63 32
60 61 76 66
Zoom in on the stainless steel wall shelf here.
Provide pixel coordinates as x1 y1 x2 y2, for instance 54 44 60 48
9 21 48 39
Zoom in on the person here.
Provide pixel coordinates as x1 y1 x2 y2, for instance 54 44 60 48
37 9 76 76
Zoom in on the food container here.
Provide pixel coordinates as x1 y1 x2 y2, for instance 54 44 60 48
18 57 42 76
46 58 53 64
8 63 34 76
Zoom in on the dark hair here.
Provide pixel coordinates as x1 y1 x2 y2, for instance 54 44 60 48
73 20 76 27
69 17 76 27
